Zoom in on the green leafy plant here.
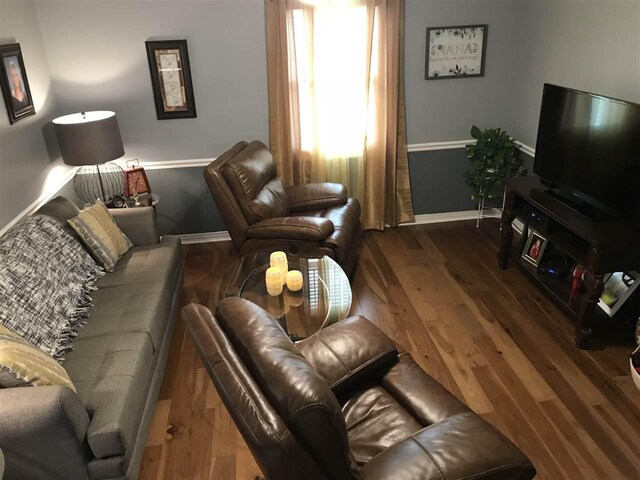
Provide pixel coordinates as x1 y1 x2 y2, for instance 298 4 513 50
464 125 527 203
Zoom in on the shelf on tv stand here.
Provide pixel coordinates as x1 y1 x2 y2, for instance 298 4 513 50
498 176 640 349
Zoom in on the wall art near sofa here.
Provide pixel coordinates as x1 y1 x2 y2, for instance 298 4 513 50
145 39 196 120
0 43 35 124
425 25 488 80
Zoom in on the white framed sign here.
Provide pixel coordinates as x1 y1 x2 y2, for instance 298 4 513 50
425 24 488 80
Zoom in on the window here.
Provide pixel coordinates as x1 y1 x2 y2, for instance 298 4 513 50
288 3 380 159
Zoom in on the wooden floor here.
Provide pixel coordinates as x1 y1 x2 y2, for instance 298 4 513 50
139 221 640 480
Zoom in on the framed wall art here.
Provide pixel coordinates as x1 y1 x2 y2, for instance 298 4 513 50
145 39 196 120
0 43 35 124
425 25 488 80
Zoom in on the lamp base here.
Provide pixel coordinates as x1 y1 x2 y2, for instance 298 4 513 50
73 162 125 205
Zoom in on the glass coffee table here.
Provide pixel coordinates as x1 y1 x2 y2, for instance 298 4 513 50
217 251 352 339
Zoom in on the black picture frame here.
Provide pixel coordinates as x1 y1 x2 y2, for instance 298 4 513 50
521 229 548 267
0 43 35 124
145 39 196 120
425 24 488 80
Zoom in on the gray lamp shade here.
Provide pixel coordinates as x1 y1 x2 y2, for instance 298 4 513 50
53 111 125 166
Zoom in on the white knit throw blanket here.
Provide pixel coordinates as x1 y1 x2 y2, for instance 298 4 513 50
0 215 104 361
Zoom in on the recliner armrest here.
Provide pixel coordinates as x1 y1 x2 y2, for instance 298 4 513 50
286 183 347 213
297 316 398 395
245 216 334 241
359 412 536 480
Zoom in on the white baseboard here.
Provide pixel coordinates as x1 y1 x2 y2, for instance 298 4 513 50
180 231 231 244
514 141 535 157
179 208 504 245
407 140 473 152
405 208 502 226
408 140 535 157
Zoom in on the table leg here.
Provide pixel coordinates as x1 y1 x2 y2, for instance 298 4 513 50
575 270 604 349
498 209 516 269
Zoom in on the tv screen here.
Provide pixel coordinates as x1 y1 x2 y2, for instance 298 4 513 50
533 84 640 219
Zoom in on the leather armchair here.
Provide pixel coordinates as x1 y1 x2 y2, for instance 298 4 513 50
182 298 536 480
204 141 361 275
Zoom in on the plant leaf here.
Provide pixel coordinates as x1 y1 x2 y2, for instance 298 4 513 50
471 125 482 139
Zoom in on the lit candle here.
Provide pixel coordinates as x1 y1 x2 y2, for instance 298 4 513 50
286 270 303 292
270 251 288 285
265 266 283 296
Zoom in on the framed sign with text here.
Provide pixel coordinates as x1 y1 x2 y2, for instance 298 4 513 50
145 39 196 119
425 25 488 80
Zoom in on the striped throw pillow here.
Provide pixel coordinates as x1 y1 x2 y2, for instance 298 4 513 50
0 326 76 391
68 202 132 272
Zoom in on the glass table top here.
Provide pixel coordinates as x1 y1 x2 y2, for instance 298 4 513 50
217 251 352 338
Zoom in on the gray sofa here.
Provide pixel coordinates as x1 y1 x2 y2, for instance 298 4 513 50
0 197 184 480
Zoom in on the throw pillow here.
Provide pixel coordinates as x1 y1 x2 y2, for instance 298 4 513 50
68 202 132 272
0 328 75 391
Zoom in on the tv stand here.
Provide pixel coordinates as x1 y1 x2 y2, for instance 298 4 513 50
544 188 611 222
498 176 640 349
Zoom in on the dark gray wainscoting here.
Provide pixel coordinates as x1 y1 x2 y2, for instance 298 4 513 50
409 149 475 214
52 149 535 236
409 148 534 215
145 168 223 235
53 166 223 235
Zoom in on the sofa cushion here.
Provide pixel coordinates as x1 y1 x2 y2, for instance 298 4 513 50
63 332 154 459
80 280 174 353
35 196 81 241
95 236 182 289
381 352 469 427
343 385 422 467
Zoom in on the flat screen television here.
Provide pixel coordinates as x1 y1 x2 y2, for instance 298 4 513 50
533 84 640 223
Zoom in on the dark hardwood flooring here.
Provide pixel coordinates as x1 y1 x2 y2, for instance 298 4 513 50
139 220 640 480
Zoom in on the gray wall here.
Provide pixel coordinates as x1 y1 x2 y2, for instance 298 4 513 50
35 0 269 162
0 0 69 229
2 0 639 235
510 0 640 146
405 0 522 143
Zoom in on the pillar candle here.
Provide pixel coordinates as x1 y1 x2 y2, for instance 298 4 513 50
286 270 303 292
265 266 283 296
270 251 288 285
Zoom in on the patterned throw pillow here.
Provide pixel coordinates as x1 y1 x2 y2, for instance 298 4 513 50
0 326 75 391
68 202 132 272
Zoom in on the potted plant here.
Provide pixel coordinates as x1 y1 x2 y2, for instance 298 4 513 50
464 125 527 226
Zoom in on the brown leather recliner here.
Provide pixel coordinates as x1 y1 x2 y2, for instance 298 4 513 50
204 141 362 276
182 299 536 480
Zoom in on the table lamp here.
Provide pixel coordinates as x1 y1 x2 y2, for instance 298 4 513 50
53 111 125 204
